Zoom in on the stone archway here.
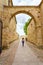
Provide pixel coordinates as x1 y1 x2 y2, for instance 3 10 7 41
1 0 43 47
9 11 37 44
4 6 40 24
9 10 37 33
10 10 36 24
7 7 42 47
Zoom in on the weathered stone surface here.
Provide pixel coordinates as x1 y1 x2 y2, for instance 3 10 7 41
0 0 43 48
27 19 36 44
40 2 43 46
2 28 9 47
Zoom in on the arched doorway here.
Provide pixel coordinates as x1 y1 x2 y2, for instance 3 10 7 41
0 19 2 54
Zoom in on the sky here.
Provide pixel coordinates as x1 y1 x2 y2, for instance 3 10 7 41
16 13 31 36
12 0 41 6
12 0 41 36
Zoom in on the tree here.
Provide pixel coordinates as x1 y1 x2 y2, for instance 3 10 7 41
23 18 31 35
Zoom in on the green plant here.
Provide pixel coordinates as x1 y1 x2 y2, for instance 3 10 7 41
23 18 31 35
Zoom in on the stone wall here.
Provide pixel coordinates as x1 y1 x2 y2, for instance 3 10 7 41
2 13 19 47
2 11 10 47
0 0 19 47
0 11 18 47
0 0 8 11
40 2 43 46
27 17 43 47
8 17 19 43
27 19 36 45
4 4 43 47
0 0 43 48
27 2 43 47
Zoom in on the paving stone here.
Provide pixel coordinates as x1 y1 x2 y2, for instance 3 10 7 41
12 41 43 65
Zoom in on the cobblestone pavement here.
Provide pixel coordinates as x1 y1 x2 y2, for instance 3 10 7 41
0 40 19 65
12 40 43 65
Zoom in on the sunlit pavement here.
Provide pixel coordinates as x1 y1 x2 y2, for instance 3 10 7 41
12 40 43 65
0 40 43 65
0 40 19 65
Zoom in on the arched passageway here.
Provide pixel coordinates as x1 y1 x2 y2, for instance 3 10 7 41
9 11 37 45
2 0 43 47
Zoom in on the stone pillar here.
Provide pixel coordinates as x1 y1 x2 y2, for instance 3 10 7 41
35 16 42 47
34 9 43 47
36 26 42 47
2 11 10 48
